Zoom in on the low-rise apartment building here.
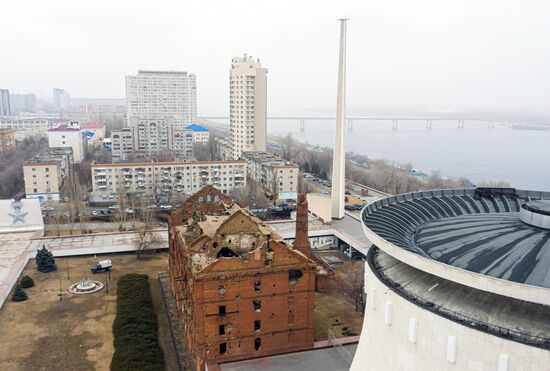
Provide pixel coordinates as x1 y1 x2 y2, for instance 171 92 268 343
91 160 246 198
81 122 106 146
111 128 134 162
0 128 15 152
23 147 73 201
48 122 86 163
241 152 299 196
0 117 51 139
186 124 210 143
110 119 194 162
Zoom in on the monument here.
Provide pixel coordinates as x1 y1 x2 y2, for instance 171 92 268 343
331 18 348 219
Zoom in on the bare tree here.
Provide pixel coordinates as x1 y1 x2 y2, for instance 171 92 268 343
133 197 163 259
333 261 365 314
230 179 269 208
63 173 88 234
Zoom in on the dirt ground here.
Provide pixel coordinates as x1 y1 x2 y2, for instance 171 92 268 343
314 252 364 341
0 252 175 371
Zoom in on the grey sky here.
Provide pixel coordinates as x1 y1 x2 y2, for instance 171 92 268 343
1 0 549 116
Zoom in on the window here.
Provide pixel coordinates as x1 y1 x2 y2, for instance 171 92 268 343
219 324 226 335
219 343 227 354
254 279 261 292
288 269 303 282
253 299 261 311
254 320 261 332
219 305 226 317
254 338 261 351
218 285 225 297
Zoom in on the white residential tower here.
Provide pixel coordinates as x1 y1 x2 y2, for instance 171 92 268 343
229 56 267 159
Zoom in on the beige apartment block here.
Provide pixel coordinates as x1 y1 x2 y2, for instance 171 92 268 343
229 55 267 159
23 162 63 201
241 151 299 196
91 160 246 198
0 128 15 152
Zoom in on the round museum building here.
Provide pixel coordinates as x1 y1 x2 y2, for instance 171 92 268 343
351 188 550 371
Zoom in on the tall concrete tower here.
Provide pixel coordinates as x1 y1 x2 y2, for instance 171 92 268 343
331 19 348 219
229 55 268 160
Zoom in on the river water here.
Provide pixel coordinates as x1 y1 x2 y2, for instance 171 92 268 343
213 118 550 191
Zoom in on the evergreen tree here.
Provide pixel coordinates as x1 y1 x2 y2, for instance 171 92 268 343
20 275 35 288
303 162 311 173
12 283 28 302
320 170 328 180
36 246 57 273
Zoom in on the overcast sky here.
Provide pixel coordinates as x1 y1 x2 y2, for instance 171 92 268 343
1 0 549 116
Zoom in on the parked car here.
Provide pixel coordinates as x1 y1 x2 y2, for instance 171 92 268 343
108 205 119 211
91 210 99 216
91 260 112 274
160 204 172 210
124 208 134 214
41 206 54 212
146 204 158 209
100 209 112 215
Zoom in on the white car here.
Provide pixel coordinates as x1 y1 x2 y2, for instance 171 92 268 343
124 208 134 214
160 204 172 210
146 204 158 209
108 205 119 210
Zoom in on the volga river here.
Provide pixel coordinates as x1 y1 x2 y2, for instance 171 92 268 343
212 118 550 191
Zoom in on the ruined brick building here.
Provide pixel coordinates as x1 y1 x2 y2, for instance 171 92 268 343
169 186 316 370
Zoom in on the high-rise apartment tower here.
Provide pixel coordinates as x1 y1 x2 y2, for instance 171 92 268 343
0 89 11 116
229 56 267 159
125 70 197 124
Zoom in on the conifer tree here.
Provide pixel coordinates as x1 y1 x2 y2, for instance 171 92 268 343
11 283 28 302
36 246 57 273
20 275 35 288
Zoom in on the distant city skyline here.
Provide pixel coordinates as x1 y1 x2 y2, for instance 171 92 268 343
1 0 550 117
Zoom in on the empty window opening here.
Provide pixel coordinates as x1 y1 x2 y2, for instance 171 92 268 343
218 285 225 297
217 247 238 258
254 320 261 331
219 305 226 317
254 279 261 291
253 299 261 311
254 338 261 351
219 324 226 335
288 269 303 282
220 343 227 354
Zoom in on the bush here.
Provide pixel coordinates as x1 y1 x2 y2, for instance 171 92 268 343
12 283 28 302
36 246 57 273
111 274 164 371
20 275 35 288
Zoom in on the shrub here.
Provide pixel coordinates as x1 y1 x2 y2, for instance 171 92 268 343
36 246 57 273
20 275 35 288
12 283 28 302
111 274 164 371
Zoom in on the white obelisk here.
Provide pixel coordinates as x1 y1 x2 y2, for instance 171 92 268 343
332 18 348 219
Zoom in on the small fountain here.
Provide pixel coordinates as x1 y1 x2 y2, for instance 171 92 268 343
68 278 104 294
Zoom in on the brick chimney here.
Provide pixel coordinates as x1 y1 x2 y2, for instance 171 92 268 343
293 193 311 257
